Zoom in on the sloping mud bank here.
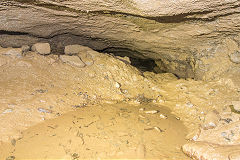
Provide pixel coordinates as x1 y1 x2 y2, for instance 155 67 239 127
0 46 239 159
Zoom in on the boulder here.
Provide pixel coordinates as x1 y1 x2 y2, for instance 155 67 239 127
31 43 51 55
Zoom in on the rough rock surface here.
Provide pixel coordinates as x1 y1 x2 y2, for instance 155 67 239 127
0 0 239 80
60 55 86 67
31 43 51 55
65 44 90 55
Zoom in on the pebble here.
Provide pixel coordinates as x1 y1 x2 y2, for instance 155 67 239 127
2 108 13 114
231 101 240 112
37 108 52 113
159 114 168 119
144 110 158 114
31 43 51 55
175 116 180 120
202 110 220 130
21 45 30 55
186 102 194 108
229 51 240 64
154 126 164 132
115 82 121 88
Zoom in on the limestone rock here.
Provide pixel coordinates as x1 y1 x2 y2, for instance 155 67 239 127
65 45 93 55
31 43 51 55
202 110 220 130
230 51 240 64
232 101 240 112
182 141 240 160
0 48 22 57
60 55 86 68
21 45 30 55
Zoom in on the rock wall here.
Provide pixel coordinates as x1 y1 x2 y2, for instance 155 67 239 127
0 0 240 80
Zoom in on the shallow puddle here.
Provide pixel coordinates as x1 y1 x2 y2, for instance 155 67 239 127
1 103 189 159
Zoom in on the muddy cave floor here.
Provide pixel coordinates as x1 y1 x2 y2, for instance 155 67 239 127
0 47 240 159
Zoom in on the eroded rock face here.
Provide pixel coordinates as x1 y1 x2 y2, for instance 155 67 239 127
0 0 240 80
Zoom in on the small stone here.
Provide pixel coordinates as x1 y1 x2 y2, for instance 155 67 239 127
154 126 164 132
144 110 158 114
21 45 30 55
232 101 240 112
2 108 13 114
60 55 86 68
202 110 220 130
37 108 52 113
159 114 168 119
186 102 194 108
31 43 51 55
115 82 121 88
175 116 180 120
229 51 240 64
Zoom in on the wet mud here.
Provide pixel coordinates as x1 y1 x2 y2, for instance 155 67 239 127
1 103 189 159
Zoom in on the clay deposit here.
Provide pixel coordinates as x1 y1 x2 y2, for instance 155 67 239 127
0 43 239 159
0 0 240 159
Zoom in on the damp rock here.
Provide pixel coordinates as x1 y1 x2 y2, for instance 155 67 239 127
65 44 90 55
31 43 51 55
202 110 220 130
229 51 240 64
60 55 86 68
